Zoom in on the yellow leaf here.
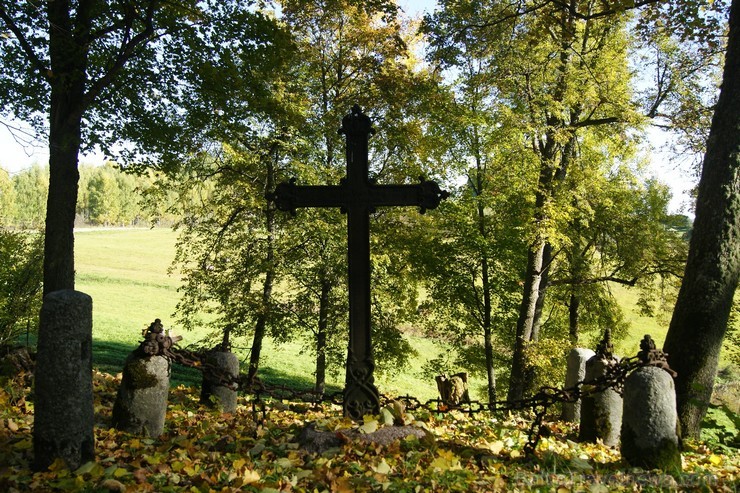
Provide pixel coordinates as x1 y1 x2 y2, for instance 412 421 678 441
49 458 68 472
13 438 32 450
7 419 18 431
380 408 395 426
359 419 378 434
486 440 505 455
331 476 355 493
243 469 260 484
232 458 246 470
429 450 461 471
373 459 392 475
708 454 722 466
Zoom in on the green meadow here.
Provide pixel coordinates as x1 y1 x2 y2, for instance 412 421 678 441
76 227 680 402
75 227 446 400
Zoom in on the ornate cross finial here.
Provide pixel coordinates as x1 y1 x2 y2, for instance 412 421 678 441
636 334 677 377
595 327 614 359
339 104 375 138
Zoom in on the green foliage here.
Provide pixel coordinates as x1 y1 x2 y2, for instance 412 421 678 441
0 229 43 348
2 163 162 228
156 0 444 388
9 165 47 229
701 404 740 451
0 1 291 168
0 168 15 224
87 169 122 226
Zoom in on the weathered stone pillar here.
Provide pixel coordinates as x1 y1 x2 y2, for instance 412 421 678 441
33 290 94 471
621 336 681 472
200 350 240 413
579 329 622 447
435 372 470 406
112 353 170 437
561 348 595 422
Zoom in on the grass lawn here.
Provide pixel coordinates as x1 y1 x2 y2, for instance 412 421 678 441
76 228 735 402
75 228 444 400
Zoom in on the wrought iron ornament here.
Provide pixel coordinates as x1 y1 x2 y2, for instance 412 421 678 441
637 334 677 377
267 104 449 419
136 318 182 357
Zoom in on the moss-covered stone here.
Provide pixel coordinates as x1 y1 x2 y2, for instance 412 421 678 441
621 422 682 473
123 356 162 389
112 352 170 436
621 366 682 473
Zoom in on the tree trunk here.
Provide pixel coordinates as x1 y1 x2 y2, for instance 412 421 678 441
530 242 553 343
315 280 331 394
479 210 497 404
221 325 231 348
663 0 740 439
483 317 497 405
569 292 580 344
509 129 576 401
246 148 278 384
44 1 89 294
473 149 498 405
508 241 548 401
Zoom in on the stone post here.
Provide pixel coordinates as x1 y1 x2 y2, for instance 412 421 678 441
112 352 170 437
621 336 681 471
33 290 94 471
200 349 240 413
579 329 622 447
561 348 595 422
435 372 471 406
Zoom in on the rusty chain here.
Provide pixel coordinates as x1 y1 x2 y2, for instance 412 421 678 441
136 323 674 457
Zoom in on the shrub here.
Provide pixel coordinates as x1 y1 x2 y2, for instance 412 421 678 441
0 229 43 349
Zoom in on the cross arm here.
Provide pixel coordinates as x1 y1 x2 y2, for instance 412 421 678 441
267 178 344 214
370 179 450 213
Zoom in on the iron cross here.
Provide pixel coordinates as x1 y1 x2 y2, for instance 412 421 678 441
269 105 448 419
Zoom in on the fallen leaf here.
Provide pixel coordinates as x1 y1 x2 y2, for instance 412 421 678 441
373 459 392 475
359 419 379 434
75 461 98 475
486 440 505 455
100 478 127 492
243 469 260 484
708 454 723 466
275 457 293 469
380 408 395 426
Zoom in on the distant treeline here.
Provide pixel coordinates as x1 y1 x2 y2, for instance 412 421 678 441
0 163 176 228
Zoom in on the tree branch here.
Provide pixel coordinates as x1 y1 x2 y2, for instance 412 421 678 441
549 275 638 286
0 6 50 81
570 116 620 128
548 0 663 21
83 0 161 107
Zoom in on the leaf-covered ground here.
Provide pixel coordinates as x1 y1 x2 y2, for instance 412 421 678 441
0 371 738 492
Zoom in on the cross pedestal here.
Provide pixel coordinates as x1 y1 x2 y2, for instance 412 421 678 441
269 105 448 419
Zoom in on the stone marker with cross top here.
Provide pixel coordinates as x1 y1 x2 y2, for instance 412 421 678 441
268 105 448 419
